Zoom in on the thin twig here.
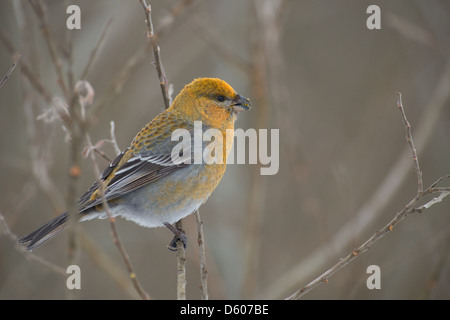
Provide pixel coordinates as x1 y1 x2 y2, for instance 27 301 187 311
0 30 53 103
156 0 194 38
66 85 83 273
241 0 280 299
285 94 450 300
397 92 423 194
29 0 70 101
78 228 141 299
81 19 113 80
0 54 20 88
139 0 171 108
286 179 449 300
195 210 208 300
109 121 122 156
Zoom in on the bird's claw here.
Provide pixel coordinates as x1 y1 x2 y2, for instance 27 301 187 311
167 232 188 251
164 222 188 251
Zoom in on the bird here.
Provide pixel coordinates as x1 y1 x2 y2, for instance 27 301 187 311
19 77 251 251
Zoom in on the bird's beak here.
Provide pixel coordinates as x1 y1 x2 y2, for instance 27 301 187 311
231 94 251 113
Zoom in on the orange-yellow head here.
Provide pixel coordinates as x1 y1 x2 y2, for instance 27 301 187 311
170 78 251 129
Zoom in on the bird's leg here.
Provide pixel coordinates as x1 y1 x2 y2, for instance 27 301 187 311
163 222 187 251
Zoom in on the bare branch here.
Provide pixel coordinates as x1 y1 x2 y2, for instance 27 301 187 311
139 0 171 108
286 179 449 300
285 95 450 300
195 210 208 300
0 54 20 88
109 121 122 156
397 92 423 193
138 0 187 300
0 30 53 103
78 228 141 299
175 220 187 300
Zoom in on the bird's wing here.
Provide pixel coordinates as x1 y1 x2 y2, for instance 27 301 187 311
78 148 189 212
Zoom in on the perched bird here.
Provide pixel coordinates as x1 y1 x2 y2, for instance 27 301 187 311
19 78 250 251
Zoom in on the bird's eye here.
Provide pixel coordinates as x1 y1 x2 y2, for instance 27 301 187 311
217 95 225 102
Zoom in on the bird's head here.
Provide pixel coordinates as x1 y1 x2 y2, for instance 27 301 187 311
171 78 251 127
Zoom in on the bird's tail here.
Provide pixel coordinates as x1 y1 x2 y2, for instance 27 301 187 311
18 212 69 251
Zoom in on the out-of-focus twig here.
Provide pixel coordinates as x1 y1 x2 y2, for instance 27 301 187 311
421 235 450 299
78 228 141 299
109 121 122 156
90 45 148 120
157 0 194 38
386 13 436 47
81 19 113 80
241 0 290 299
190 16 251 73
0 211 66 277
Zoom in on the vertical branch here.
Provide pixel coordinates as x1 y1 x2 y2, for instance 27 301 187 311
139 0 189 299
242 0 288 299
175 220 187 300
195 210 209 300
241 4 268 300
65 91 83 298
139 0 171 108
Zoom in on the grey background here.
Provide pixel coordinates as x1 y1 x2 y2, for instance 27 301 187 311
0 0 449 299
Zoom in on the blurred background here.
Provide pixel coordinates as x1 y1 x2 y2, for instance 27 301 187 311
0 0 449 299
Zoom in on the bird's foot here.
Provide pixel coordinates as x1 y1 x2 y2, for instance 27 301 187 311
164 222 187 251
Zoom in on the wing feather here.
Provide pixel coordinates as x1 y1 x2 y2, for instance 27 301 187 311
78 152 188 212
